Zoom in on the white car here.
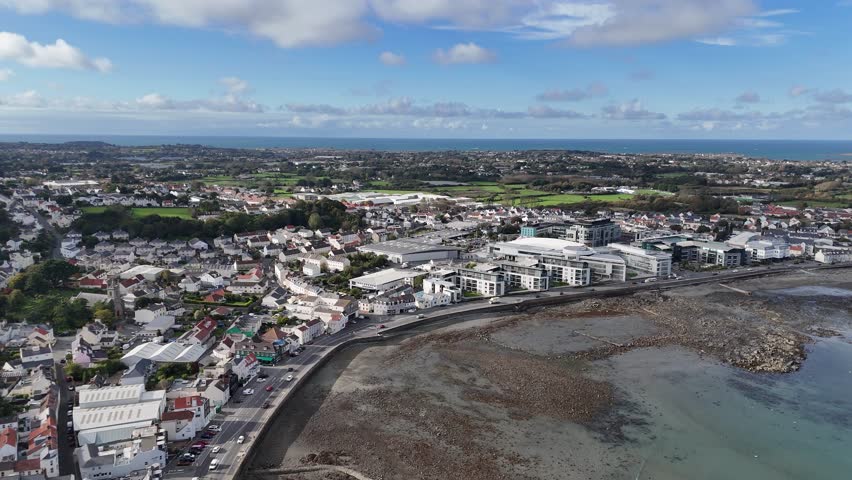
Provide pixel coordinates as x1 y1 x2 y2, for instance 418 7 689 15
207 425 221 432
209 459 219 470
255 377 266 382
212 446 221 454
243 388 254 395
285 375 294 382
237 435 245 444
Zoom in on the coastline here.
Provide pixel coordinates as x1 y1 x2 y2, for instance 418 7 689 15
233 263 852 480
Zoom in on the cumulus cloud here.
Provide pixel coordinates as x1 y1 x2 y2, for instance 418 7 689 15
136 77 263 112
285 103 347 115
602 100 666 120
378 51 406 66
0 89 47 108
0 31 112 71
789 85 810 97
433 42 496 64
813 89 852 104
527 105 587 119
629 69 655 81
567 0 755 47
0 0 800 50
735 90 760 103
536 82 607 102
0 68 12 80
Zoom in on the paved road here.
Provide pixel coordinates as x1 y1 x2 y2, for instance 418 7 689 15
166 260 838 480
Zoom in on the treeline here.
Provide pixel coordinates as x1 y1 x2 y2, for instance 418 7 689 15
0 206 19 245
71 199 361 240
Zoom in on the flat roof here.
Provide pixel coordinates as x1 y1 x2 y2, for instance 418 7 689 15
358 238 462 255
350 268 421 287
78 385 145 408
504 237 586 250
75 402 162 431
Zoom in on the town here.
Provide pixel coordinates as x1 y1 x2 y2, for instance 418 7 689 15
0 141 850 480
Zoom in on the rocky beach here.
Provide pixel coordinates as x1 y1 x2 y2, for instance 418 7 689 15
248 268 852 480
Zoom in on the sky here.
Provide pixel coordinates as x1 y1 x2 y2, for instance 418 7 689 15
0 0 851 140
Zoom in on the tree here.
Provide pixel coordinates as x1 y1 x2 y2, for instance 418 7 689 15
308 212 323 230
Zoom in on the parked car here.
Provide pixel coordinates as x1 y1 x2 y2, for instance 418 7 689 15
209 459 219 471
212 446 221 454
243 388 254 395
207 425 221 432
256 377 266 383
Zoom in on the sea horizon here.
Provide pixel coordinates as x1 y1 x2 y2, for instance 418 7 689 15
2 134 852 161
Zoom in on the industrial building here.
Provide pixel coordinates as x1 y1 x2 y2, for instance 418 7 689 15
357 238 461 264
74 385 167 446
348 268 424 292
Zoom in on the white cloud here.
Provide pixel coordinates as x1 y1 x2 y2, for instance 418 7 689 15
567 0 755 47
602 100 666 120
135 77 263 112
813 89 852 104
0 31 112 71
379 51 406 66
536 82 608 102
527 105 587 119
0 68 12 80
735 90 760 103
433 42 495 64
789 85 810 97
697 36 737 46
0 0 802 50
0 89 47 108
220 76 249 95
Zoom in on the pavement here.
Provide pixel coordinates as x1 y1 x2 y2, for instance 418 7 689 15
161 260 839 480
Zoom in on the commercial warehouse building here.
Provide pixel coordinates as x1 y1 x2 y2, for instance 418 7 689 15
74 385 167 446
349 268 424 292
357 238 461 264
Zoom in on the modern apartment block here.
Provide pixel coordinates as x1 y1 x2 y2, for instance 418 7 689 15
605 243 673 278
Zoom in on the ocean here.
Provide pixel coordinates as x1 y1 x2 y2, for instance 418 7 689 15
1 134 851 161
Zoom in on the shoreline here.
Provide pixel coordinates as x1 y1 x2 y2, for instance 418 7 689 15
239 266 848 478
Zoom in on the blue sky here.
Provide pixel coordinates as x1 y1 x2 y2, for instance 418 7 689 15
1 0 851 139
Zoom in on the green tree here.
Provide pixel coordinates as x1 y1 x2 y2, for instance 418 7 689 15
308 212 323 230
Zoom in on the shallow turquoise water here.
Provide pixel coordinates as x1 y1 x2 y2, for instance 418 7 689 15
608 337 852 480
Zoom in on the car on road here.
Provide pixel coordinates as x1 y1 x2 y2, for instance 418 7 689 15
287 367 294 372
237 435 245 444
262 401 270 409
285 374 294 382
256 377 266 382
379 324 386 329
207 425 221 432
243 388 254 395
258 372 269 379
212 446 221 454
265 385 273 392
417 314 425 319
209 459 219 470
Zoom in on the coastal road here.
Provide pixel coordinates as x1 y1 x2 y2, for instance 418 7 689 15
170 260 839 480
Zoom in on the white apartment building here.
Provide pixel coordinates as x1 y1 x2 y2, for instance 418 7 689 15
606 243 673 278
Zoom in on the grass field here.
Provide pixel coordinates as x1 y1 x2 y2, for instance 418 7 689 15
82 206 194 219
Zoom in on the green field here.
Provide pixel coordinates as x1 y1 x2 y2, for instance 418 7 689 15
83 207 194 219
